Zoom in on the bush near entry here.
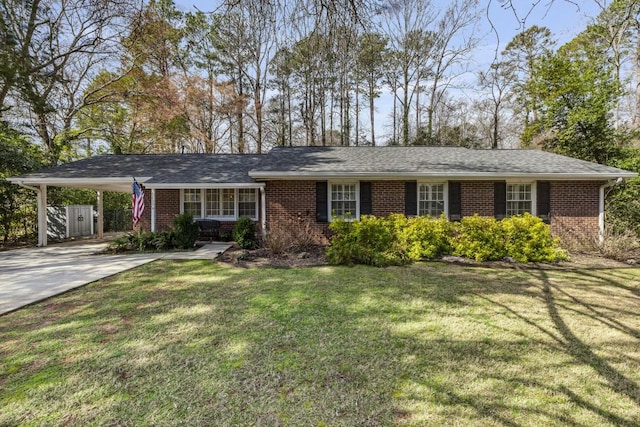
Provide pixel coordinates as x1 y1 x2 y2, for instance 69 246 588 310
108 214 199 252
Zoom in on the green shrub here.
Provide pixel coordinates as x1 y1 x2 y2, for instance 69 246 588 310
326 215 409 267
501 213 567 262
233 217 257 249
108 233 136 252
452 215 506 261
173 214 199 249
107 230 157 252
327 213 567 266
398 214 454 260
152 230 176 250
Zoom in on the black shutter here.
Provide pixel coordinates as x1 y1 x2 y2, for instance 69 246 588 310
537 181 551 223
360 182 372 215
405 181 417 216
316 181 328 223
494 181 506 219
448 182 462 221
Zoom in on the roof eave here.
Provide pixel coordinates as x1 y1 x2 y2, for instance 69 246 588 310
145 182 265 189
249 171 638 180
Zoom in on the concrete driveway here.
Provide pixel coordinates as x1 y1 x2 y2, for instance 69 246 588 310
0 240 230 315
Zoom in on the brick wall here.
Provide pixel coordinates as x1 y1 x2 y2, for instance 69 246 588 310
135 189 180 232
136 180 603 246
265 179 604 246
550 181 603 247
371 181 405 217
461 181 494 217
265 181 329 244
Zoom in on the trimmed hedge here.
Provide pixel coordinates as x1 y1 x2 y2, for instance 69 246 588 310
327 213 567 267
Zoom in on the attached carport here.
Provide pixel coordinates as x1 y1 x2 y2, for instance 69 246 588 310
7 176 147 247
8 154 267 247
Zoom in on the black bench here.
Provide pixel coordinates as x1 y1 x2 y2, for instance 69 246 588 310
196 219 221 241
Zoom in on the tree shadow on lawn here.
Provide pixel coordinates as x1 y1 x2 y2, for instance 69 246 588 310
1 262 639 425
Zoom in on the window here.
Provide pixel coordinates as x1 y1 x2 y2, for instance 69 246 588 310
221 189 235 216
205 189 220 216
238 189 257 218
183 189 201 217
418 183 445 217
330 183 357 218
506 183 532 216
182 188 258 219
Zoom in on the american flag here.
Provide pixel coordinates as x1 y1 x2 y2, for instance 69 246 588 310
132 179 145 225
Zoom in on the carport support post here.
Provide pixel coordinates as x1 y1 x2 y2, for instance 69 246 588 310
96 190 104 239
37 184 47 247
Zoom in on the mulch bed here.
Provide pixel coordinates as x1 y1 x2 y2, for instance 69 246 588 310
217 244 636 270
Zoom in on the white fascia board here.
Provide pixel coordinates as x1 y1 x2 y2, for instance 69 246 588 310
145 182 265 189
7 177 153 186
249 171 638 180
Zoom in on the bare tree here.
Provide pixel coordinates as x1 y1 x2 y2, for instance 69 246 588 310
478 60 517 148
423 0 480 142
380 0 437 145
0 0 142 162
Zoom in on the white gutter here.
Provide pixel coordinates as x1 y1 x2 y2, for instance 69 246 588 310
151 188 156 233
6 177 152 186
260 187 266 238
599 178 623 244
248 171 638 181
145 182 265 189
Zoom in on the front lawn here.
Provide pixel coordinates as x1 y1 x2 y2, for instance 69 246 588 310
1 262 639 426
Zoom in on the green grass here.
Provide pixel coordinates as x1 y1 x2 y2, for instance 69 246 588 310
1 261 639 426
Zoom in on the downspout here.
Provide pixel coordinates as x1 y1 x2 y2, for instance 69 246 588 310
151 189 156 233
260 186 266 238
599 178 622 244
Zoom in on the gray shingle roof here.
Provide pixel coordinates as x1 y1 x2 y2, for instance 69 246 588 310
13 154 264 184
249 146 636 179
9 147 636 191
8 154 268 192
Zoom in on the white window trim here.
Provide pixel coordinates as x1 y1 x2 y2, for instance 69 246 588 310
181 188 203 218
180 188 259 221
505 182 537 216
417 181 448 218
328 181 360 222
207 188 236 220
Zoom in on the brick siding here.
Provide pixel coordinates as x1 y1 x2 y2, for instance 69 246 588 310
265 179 603 245
461 181 495 217
550 181 603 248
371 181 405 217
136 180 603 246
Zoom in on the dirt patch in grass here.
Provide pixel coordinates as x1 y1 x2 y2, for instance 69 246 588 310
218 244 328 268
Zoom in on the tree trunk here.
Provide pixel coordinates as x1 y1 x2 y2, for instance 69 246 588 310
236 72 245 153
254 81 263 153
392 81 397 145
355 81 359 146
369 77 376 146
636 21 640 129
402 69 410 146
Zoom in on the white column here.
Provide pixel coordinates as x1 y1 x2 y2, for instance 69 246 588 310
96 190 104 239
598 183 608 244
151 188 156 233
38 184 47 247
260 186 266 237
